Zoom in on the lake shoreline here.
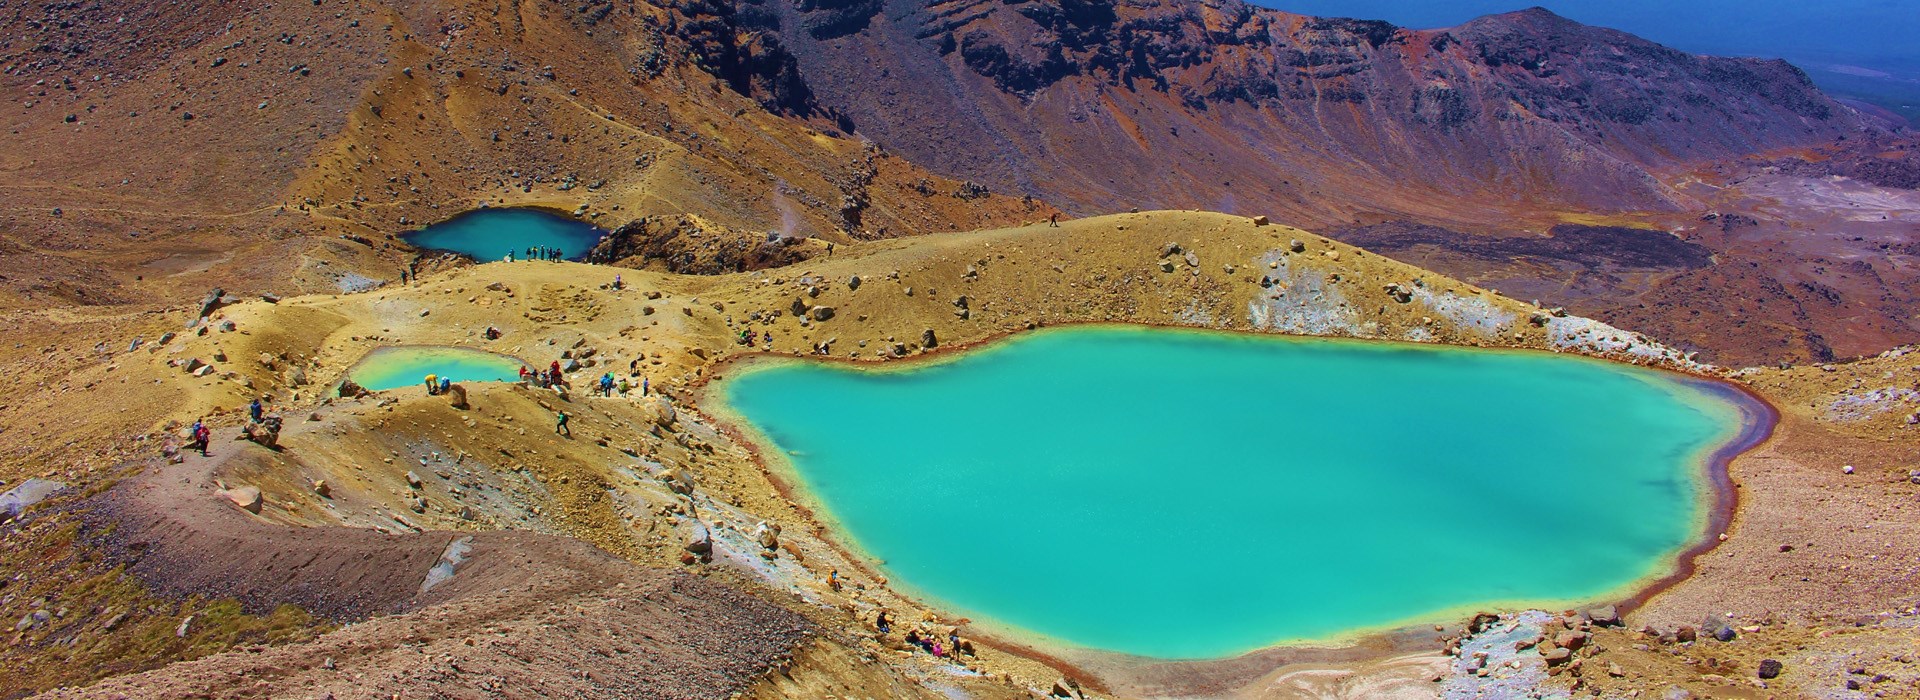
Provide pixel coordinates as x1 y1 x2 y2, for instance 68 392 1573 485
399 207 609 263
690 321 1782 690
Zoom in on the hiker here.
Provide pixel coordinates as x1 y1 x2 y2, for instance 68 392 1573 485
1049 212 1060 227
875 610 891 634
555 411 571 437
599 373 614 396
617 376 631 396
484 325 501 340
549 360 561 377
518 366 531 384
424 373 439 395
189 420 211 456
248 398 263 423
642 377 649 396
505 250 515 262
439 377 451 395
612 274 623 290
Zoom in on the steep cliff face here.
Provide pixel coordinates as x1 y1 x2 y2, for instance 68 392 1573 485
736 0 1874 224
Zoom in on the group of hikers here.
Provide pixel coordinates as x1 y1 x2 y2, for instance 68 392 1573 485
736 328 775 347
870 609 974 660
503 245 567 262
587 371 645 398
421 374 454 395
186 419 213 456
183 397 275 456
518 360 650 397
519 361 570 390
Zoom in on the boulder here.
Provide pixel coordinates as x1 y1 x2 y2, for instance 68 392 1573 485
1542 647 1572 665
755 523 779 550
311 480 331 498
1 479 66 521
1159 242 1181 258
684 528 712 555
240 416 281 447
847 275 862 290
446 382 468 409
1289 239 1306 253
1050 678 1081 699
647 398 678 428
921 328 937 348
1587 604 1621 627
1468 612 1501 634
1251 215 1269 226
1674 625 1697 643
405 471 423 489
221 486 264 514
1757 659 1783 679
810 306 835 321
14 610 48 632
195 288 227 320
338 378 370 398
660 466 694 493
1703 614 1736 642
1182 251 1199 268
790 297 809 317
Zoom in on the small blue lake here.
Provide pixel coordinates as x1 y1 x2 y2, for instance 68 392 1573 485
716 326 1768 659
401 208 606 262
346 347 527 392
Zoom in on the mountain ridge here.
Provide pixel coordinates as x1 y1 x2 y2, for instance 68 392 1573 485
732 0 1873 223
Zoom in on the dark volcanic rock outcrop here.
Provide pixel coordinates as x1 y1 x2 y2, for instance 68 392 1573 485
727 0 1875 223
588 215 816 274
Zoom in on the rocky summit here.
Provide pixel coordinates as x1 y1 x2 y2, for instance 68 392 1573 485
1 0 1918 698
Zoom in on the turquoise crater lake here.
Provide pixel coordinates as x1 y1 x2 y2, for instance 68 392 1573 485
401 208 606 262
717 326 1767 660
345 347 528 392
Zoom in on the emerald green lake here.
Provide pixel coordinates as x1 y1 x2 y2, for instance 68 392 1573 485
401 208 606 262
346 347 527 392
717 326 1767 659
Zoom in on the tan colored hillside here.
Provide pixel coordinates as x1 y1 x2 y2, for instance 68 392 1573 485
1 211 1914 698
